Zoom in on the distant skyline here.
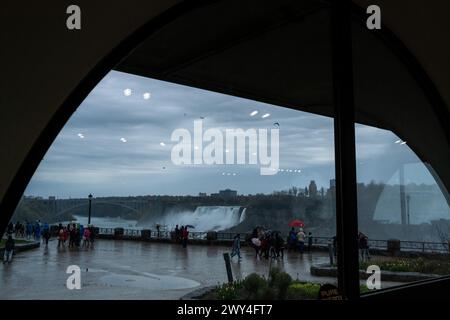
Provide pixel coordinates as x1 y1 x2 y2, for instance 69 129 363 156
23 71 439 198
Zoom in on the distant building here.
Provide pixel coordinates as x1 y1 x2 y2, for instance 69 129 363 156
308 180 318 197
327 179 336 197
330 179 336 188
198 192 207 197
218 189 237 198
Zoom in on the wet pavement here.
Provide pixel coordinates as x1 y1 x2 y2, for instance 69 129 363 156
0 239 341 299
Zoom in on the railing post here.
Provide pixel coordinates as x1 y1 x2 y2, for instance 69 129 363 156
223 253 233 283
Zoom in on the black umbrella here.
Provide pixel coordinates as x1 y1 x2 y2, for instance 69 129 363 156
185 225 195 229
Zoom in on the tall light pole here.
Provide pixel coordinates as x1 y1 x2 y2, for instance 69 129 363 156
88 194 93 225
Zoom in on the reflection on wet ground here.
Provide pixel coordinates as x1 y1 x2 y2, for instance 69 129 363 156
0 239 336 299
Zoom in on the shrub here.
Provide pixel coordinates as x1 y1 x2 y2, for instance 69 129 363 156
273 272 292 299
242 273 267 299
268 267 281 286
216 282 238 300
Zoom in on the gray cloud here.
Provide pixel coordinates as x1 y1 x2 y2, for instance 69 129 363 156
25 71 435 198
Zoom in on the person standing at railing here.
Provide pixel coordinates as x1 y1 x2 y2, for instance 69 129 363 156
307 232 313 252
358 232 370 262
332 235 337 258
58 227 65 247
174 225 180 243
82 227 91 248
182 226 189 248
179 225 184 244
89 226 95 248
69 225 76 248
79 225 84 245
297 228 306 254
288 227 297 251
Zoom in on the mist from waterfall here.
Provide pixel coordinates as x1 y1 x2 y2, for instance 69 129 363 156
151 206 244 231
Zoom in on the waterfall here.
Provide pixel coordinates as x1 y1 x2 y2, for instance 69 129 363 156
156 206 243 231
239 208 247 223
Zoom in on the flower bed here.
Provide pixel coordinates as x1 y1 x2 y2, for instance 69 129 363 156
200 267 368 300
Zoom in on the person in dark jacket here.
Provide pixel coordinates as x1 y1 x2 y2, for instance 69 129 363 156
288 227 297 251
42 228 51 245
230 234 241 260
3 236 15 263
307 232 313 252
6 222 14 236
182 226 189 248
275 232 285 258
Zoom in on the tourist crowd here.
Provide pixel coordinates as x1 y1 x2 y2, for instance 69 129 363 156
173 225 190 248
2 220 97 263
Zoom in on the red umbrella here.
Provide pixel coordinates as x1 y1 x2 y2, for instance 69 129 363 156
289 219 305 228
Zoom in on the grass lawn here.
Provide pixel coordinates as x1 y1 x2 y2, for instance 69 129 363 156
360 257 450 275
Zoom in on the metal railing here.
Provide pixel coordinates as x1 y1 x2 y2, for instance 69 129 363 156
98 228 114 235
89 227 450 254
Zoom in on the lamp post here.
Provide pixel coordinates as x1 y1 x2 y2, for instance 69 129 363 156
88 194 93 225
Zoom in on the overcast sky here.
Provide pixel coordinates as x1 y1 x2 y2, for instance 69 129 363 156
24 71 437 198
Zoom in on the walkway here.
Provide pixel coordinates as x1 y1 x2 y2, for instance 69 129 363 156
0 239 340 299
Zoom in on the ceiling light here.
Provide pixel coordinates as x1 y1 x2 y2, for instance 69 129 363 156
250 110 258 116
123 88 132 96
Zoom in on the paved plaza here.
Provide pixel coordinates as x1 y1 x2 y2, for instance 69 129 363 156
0 239 341 299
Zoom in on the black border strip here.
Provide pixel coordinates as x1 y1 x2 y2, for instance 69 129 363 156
0 0 449 301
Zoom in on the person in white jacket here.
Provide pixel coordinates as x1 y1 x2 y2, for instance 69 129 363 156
297 228 306 254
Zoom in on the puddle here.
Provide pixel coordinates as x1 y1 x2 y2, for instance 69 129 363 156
99 273 200 290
